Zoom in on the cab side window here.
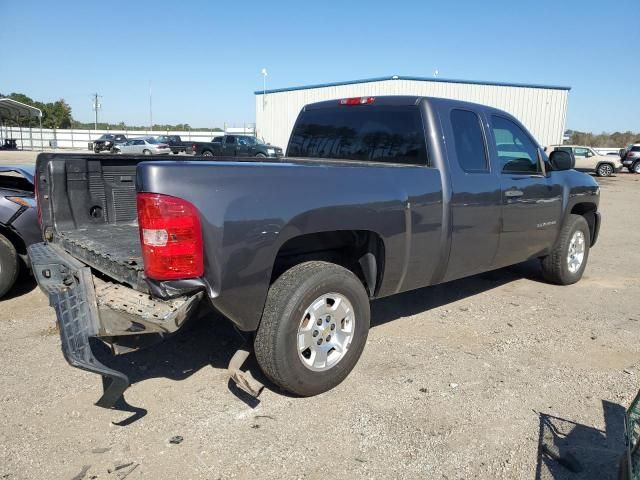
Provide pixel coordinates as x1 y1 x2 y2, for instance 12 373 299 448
490 116 540 173
225 136 236 145
450 109 488 172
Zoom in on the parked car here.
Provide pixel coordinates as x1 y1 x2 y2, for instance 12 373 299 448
154 135 188 154
92 134 128 153
0 166 40 297
622 145 640 173
547 145 622 176
29 96 600 409
190 134 283 158
113 137 171 155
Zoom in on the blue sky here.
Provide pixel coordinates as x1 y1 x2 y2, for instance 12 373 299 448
1 0 638 132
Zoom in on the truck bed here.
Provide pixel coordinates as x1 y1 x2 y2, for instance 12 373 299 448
37 155 153 290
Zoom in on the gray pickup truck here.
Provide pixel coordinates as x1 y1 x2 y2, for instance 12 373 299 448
29 96 600 409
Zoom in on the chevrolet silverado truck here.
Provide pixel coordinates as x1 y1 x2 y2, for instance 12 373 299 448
190 134 283 158
28 96 601 409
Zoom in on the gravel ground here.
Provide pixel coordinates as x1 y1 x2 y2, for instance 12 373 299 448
0 150 638 480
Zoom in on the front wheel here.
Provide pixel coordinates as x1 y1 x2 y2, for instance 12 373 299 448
254 261 370 396
596 163 614 177
634 161 640 174
142 149 152 155
540 214 590 285
255 153 267 158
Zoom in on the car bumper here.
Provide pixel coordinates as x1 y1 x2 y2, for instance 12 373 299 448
27 242 202 408
153 149 172 155
623 159 636 167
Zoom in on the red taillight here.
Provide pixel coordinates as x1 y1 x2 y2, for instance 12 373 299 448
338 96 375 106
137 193 204 280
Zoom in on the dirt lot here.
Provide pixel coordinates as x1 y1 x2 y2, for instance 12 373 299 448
1 150 638 480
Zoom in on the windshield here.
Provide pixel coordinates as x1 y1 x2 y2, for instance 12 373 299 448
99 134 114 140
144 137 159 144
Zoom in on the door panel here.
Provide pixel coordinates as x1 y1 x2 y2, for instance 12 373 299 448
489 115 562 267
573 147 592 170
441 108 501 282
497 174 562 266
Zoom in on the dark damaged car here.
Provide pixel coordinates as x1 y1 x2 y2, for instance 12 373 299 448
0 166 40 297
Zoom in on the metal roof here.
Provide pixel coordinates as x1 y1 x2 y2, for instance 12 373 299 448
254 75 572 95
0 98 43 121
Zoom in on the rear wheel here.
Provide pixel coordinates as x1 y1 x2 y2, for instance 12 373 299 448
540 214 590 285
254 261 370 396
0 234 19 298
596 163 614 177
201 150 213 157
634 161 640 174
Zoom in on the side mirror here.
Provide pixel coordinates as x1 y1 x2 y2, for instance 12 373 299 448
549 150 575 171
585 151 594 158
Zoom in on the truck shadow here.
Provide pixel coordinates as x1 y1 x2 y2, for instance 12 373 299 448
535 401 625 479
370 258 544 327
95 258 546 422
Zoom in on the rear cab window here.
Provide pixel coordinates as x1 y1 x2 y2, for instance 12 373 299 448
287 104 428 165
450 109 489 172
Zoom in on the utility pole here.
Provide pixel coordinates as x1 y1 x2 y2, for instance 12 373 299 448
92 93 102 130
149 81 153 132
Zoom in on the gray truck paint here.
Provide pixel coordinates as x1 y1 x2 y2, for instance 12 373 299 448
133 97 600 331
33 97 600 335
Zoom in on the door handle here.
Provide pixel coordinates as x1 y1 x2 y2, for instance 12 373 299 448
504 189 524 198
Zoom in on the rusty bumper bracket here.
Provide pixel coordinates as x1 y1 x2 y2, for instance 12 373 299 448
227 349 264 398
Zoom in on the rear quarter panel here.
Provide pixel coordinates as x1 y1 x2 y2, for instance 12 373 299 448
137 160 444 330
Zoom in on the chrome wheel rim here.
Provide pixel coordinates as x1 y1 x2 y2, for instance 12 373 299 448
599 164 612 176
202 151 213 157
567 230 586 274
297 292 355 372
635 162 640 173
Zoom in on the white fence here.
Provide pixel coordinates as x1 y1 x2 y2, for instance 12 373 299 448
0 125 255 150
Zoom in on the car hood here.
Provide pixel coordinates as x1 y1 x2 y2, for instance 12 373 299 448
0 165 35 185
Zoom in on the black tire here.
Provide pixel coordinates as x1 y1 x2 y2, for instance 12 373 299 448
254 261 370 396
201 150 213 157
540 214 590 285
634 161 640 174
93 147 100 154
0 234 19 298
628 167 635 173
142 149 152 155
596 163 613 177
255 153 267 158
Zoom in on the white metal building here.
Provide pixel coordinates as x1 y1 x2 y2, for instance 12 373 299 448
255 75 570 150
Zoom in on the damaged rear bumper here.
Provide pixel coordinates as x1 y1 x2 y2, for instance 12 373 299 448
28 242 202 408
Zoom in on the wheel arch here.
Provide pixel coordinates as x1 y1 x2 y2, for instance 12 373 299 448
0 223 26 255
271 230 386 298
570 202 598 245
